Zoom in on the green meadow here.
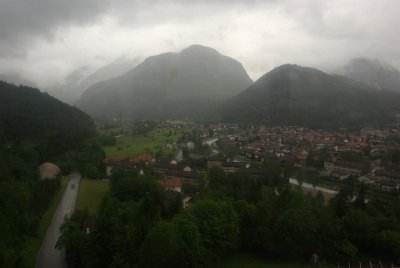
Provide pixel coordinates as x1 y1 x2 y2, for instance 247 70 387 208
102 127 187 157
76 179 110 214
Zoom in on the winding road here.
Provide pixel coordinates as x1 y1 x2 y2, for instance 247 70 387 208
36 173 81 268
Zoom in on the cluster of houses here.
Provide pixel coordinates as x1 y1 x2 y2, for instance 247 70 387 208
103 154 265 189
102 123 400 203
241 126 400 191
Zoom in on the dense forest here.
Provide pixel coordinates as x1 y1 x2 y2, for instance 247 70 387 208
0 81 103 267
58 158 400 268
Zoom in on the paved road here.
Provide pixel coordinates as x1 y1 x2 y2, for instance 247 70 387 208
36 173 81 268
289 178 338 195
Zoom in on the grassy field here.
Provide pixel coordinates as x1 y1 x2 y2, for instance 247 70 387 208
103 127 187 157
24 176 69 268
98 126 125 136
212 254 334 268
76 179 110 214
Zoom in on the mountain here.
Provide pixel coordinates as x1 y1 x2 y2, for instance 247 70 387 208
50 56 140 104
221 64 400 129
77 45 253 120
0 80 95 143
338 58 400 93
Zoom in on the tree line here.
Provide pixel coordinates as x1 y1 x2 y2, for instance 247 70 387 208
58 158 400 267
0 81 104 267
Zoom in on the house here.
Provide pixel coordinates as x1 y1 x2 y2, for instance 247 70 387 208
324 158 363 178
379 178 399 191
240 166 265 177
163 169 199 184
130 154 154 165
295 150 309 167
103 155 130 176
182 196 192 208
187 149 208 159
103 155 129 166
207 157 225 168
374 170 400 191
180 140 195 150
183 166 192 172
222 161 247 174
159 178 183 192
153 161 179 174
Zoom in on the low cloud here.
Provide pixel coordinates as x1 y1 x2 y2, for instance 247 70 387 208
0 0 399 88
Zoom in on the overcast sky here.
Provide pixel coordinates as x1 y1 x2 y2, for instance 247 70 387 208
0 0 399 88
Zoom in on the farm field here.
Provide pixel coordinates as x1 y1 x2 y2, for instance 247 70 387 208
76 179 110 214
102 127 187 157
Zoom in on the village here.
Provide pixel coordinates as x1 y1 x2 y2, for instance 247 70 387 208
100 121 400 207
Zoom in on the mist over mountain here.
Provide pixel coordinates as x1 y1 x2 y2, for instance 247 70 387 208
78 45 253 120
338 58 400 93
221 64 400 129
0 73 37 88
50 56 140 104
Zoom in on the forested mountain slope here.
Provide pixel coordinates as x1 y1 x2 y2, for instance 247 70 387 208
221 64 400 129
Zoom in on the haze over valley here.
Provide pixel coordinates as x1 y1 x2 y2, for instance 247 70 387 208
1 1 400 268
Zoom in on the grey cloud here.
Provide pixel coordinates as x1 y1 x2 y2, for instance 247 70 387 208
0 0 110 57
1 0 400 87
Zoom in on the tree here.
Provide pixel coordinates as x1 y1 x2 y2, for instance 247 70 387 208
172 215 202 266
353 183 367 209
138 221 179 268
207 166 227 193
374 230 400 259
309 174 320 189
341 209 373 251
296 170 304 188
190 200 239 261
273 208 319 259
329 187 351 217
246 178 263 204
56 211 89 267
234 200 258 250
306 151 314 167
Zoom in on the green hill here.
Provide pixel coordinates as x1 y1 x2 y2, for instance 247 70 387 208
221 64 400 129
0 81 98 268
0 80 95 143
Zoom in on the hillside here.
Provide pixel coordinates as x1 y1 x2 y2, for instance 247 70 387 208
221 64 400 129
78 45 253 120
0 80 95 143
338 58 400 93
0 80 101 268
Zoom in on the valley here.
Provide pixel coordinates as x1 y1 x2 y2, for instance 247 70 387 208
1 40 400 268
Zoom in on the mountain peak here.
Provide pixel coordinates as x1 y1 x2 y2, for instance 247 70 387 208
255 64 329 87
271 64 325 74
78 45 253 120
180 44 219 56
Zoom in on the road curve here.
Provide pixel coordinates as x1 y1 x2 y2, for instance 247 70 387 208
36 173 81 268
